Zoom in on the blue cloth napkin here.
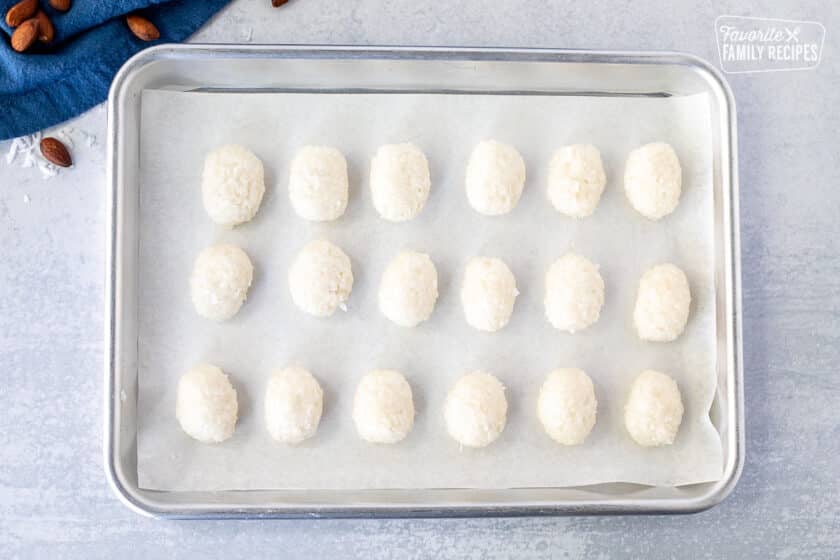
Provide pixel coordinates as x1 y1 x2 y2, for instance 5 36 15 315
0 0 230 140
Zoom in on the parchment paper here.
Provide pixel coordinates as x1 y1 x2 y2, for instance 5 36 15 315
137 89 722 491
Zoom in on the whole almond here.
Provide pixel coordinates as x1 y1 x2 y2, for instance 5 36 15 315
36 10 54 43
272 0 289 6
10 17 38 53
40 137 72 168
5 0 37 28
48 0 71 12
125 14 160 41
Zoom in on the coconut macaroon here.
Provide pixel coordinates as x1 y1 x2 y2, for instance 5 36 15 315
444 371 508 448
190 243 254 321
624 142 682 220
633 263 691 342
544 253 605 333
624 369 684 447
352 369 415 444
201 144 266 227
547 144 607 218
461 257 519 332
378 251 439 327
465 140 526 216
176 364 238 444
370 143 431 222
288 239 354 317
537 368 598 445
288 146 349 222
264 367 324 444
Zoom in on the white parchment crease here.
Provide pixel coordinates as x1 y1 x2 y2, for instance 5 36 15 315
137 89 722 491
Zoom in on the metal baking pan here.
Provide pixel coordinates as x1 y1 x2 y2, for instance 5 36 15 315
105 45 743 518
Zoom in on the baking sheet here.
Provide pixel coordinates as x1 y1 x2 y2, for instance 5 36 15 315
136 89 722 491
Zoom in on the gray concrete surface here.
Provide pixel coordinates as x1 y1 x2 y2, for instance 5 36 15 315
1 0 838 557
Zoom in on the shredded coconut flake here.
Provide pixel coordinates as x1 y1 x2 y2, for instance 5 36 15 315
6 138 21 164
4 126 96 179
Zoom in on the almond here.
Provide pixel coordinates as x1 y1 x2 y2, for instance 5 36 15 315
48 0 71 12
125 14 160 41
36 10 54 44
5 0 37 28
10 17 38 53
40 137 72 168
272 0 289 6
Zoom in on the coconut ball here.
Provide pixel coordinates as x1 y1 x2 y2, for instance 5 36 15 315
352 369 415 444
264 367 324 444
201 144 265 227
288 239 353 317
370 143 431 222
176 364 238 444
444 371 507 448
624 369 684 446
538 368 598 445
378 251 439 327
544 253 605 333
288 146 349 222
547 144 607 218
190 243 254 321
624 142 682 220
465 140 526 216
634 263 691 342
461 257 519 332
